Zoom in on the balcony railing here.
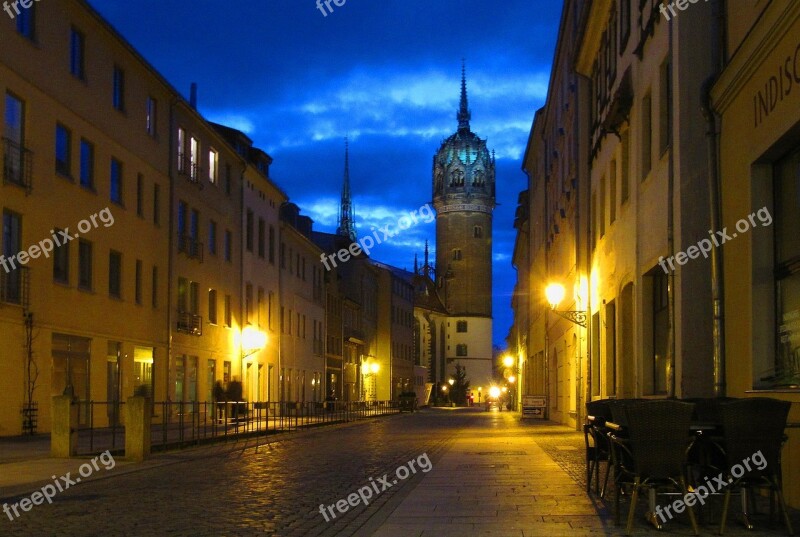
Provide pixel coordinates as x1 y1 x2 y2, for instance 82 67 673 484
0 266 30 308
177 311 202 336
177 154 202 187
3 137 33 194
178 234 204 262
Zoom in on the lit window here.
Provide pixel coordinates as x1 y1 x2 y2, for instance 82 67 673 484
208 149 218 183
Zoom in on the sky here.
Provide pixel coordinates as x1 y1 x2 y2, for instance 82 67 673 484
90 0 563 346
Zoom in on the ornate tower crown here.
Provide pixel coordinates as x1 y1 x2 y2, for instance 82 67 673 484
432 63 496 207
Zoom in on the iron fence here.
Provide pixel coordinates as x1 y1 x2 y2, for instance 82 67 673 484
71 399 399 455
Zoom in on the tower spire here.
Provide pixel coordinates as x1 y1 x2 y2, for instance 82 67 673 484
337 137 357 242
423 240 430 277
457 59 471 132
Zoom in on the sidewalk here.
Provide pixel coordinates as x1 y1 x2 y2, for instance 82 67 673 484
362 411 800 536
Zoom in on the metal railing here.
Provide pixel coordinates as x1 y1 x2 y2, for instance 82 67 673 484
3 137 33 193
177 234 203 261
71 399 399 455
176 311 203 335
0 266 30 308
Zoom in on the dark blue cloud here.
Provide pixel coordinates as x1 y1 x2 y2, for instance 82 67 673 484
90 0 562 345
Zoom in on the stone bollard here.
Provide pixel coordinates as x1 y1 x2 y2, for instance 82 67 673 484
125 396 151 461
51 395 78 457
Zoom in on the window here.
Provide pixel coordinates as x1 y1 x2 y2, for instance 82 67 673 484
619 0 631 51
224 294 232 327
610 160 617 224
641 92 652 180
591 190 598 248
208 289 218 324
153 184 160 225
208 149 218 183
2 211 23 302
246 209 254 252
177 277 187 313
152 266 158 308
53 229 69 283
224 163 232 195
774 146 800 388
110 158 123 204
189 137 199 181
177 128 186 174
79 139 94 189
109 251 122 298
78 239 92 290
208 220 217 256
280 242 286 268
473 226 482 238
146 97 157 137
456 320 468 333
135 260 142 304
269 226 275 264
112 65 125 111
456 344 468 357
177 201 187 244
620 130 630 204
55 123 71 177
659 59 672 155
70 28 85 79
257 288 264 327
600 174 606 238
650 271 669 395
268 292 274 330
224 230 232 262
245 283 253 324
452 249 462 261
136 174 144 217
16 3 35 40
258 218 265 258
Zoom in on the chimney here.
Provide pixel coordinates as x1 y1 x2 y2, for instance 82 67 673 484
190 83 198 109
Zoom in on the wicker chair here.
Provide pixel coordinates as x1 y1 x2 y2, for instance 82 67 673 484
585 399 613 496
609 400 699 536
717 398 793 535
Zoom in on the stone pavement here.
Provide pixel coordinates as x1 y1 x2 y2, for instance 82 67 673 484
1 407 798 536
363 410 800 537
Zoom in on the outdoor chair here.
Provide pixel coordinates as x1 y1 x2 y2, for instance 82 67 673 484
609 400 699 536
717 397 793 535
585 399 613 496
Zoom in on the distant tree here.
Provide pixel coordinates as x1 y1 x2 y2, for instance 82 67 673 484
451 364 470 405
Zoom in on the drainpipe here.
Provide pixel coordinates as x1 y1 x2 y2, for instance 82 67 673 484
166 97 178 407
702 0 727 397
667 18 677 399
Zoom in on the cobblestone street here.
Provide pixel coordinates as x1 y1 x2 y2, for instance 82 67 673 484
1 410 459 536
2 409 798 536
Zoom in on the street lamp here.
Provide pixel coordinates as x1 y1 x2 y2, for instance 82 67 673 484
545 282 587 327
242 327 268 358
361 359 380 400
503 355 514 368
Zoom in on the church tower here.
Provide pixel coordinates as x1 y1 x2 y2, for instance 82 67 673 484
432 64 495 316
430 63 495 388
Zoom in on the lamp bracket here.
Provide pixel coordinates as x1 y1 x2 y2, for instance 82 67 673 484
552 309 587 328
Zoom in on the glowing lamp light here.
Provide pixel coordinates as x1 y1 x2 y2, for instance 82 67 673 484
503 355 514 368
242 327 267 356
441 385 448 392
489 386 501 399
508 376 516 384
448 378 455 386
501 386 508 393
545 283 566 309
370 363 380 374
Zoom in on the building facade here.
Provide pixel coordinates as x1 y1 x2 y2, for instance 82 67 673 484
710 0 800 507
